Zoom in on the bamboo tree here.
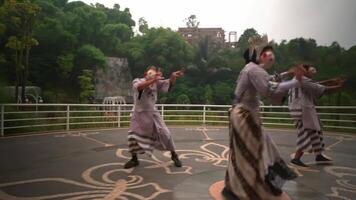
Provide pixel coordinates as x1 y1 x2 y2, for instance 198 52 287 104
2 0 40 103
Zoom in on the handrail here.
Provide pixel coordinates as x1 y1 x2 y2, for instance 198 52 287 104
1 103 355 136
1 103 355 109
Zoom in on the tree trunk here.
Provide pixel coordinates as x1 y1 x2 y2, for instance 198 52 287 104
15 72 19 103
18 47 25 103
21 69 26 103
14 50 19 103
22 46 31 103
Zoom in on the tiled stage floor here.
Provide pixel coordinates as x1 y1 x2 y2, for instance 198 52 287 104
1 127 355 200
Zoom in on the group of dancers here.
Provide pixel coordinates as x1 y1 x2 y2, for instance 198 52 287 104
123 35 345 200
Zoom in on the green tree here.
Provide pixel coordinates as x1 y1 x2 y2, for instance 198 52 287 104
138 17 148 34
57 53 74 79
204 85 213 104
213 82 233 105
2 0 40 103
76 44 106 68
127 27 194 78
176 94 190 104
1 1 355 106
0 1 137 103
74 44 107 91
78 69 94 103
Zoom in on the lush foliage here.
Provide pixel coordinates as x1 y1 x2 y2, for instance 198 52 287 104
0 0 355 105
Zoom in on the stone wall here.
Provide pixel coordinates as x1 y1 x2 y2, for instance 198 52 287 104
94 57 133 103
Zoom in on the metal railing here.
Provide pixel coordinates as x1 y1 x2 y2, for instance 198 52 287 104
1 104 356 136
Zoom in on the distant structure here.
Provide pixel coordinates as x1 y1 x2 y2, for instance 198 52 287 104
226 31 239 49
178 27 238 49
178 27 225 47
102 96 126 105
3 86 43 103
102 96 126 115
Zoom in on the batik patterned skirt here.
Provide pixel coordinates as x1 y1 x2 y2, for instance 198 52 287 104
128 111 176 155
292 114 325 154
225 105 294 199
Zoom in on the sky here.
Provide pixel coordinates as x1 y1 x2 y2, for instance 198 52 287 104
78 0 356 49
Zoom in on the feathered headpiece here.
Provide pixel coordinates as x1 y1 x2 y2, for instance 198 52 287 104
244 34 275 64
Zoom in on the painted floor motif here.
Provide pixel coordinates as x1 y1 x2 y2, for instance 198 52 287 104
0 127 355 200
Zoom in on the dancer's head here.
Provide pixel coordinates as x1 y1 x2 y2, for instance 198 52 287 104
258 46 275 69
301 64 317 78
144 66 161 80
245 34 275 68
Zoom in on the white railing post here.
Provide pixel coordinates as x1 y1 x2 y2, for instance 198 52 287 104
0 104 355 134
66 105 70 131
117 105 121 128
203 105 206 125
161 105 165 120
1 105 4 137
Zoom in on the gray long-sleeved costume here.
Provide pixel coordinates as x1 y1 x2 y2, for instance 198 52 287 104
226 62 299 199
288 76 326 154
128 78 176 154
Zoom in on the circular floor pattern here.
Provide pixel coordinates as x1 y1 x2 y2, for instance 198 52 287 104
174 170 329 200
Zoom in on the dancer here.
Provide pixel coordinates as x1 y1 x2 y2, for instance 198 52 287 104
289 64 345 167
224 35 302 200
124 66 184 169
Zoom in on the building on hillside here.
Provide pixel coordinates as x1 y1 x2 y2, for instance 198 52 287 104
178 27 238 49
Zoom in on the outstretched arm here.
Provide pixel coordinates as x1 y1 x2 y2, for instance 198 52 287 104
274 79 300 93
249 65 305 97
324 80 346 92
270 71 293 82
273 65 307 93
319 77 345 86
318 79 333 86
169 70 184 85
135 76 163 91
156 70 184 93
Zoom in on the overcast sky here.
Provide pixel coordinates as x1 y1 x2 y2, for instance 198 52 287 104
78 0 356 49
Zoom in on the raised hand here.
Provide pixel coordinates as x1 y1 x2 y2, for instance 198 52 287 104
170 70 184 84
172 70 184 78
289 65 306 82
336 78 346 87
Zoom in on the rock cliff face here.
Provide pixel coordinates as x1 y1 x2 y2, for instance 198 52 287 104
94 57 133 103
